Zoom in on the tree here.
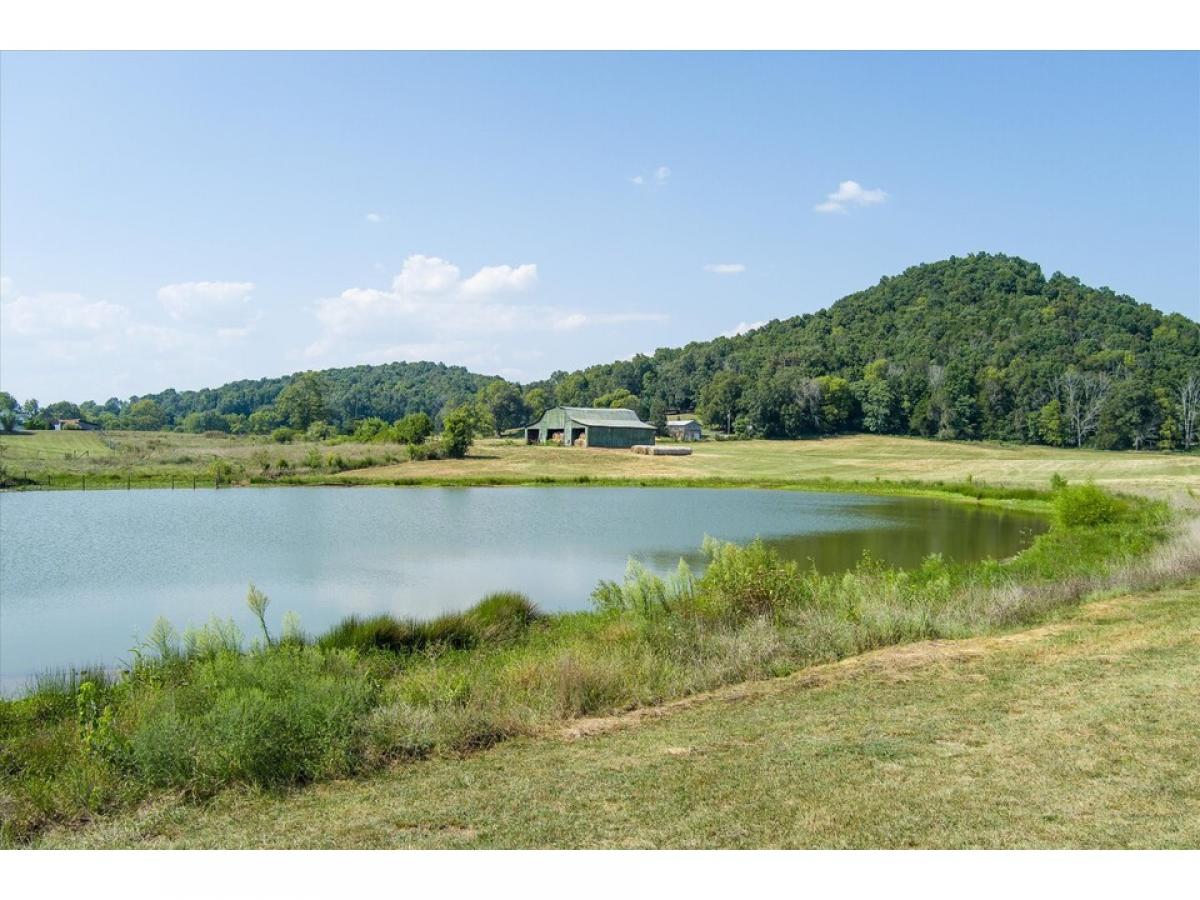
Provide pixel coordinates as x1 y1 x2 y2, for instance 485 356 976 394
440 404 478 459
247 406 283 434
555 372 589 406
696 371 746 434
275 372 329 430
815 376 853 433
648 399 668 435
123 399 166 431
523 387 552 421
0 410 16 433
394 411 434 445
593 388 640 411
1179 373 1200 450
860 377 897 434
480 381 529 435
1037 399 1065 447
180 410 231 433
44 400 82 421
1057 370 1110 448
0 392 16 412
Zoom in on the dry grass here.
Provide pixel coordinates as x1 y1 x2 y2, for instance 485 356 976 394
363 434 1200 497
5 431 1195 497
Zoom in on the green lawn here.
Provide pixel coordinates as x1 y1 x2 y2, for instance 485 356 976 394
39 581 1200 849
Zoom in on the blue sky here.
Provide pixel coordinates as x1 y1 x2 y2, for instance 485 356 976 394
1 51 1197 403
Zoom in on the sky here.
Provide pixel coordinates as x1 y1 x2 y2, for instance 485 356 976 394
1 51 1197 404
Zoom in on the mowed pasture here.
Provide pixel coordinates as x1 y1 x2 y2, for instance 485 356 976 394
358 434 1200 497
1 430 1197 496
39 582 1200 849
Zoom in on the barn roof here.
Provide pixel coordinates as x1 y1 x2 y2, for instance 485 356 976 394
561 407 654 429
668 419 699 427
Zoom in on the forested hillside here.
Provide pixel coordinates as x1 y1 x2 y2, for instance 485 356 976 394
530 253 1200 450
3 254 1197 449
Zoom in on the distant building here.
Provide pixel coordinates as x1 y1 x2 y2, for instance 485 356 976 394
665 419 703 441
523 406 656 449
52 418 100 431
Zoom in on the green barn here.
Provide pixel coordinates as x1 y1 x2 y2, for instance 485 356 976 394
523 406 656 449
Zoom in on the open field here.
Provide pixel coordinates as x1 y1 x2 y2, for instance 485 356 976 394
37 580 1200 849
2 431 1197 497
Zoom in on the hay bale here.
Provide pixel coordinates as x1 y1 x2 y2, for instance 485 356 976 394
632 445 692 456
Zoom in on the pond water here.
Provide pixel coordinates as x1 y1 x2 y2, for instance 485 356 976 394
0 486 1046 690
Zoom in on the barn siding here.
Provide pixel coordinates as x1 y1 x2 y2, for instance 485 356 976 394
523 407 656 449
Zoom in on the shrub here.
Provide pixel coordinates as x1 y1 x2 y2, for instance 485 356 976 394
466 592 540 642
318 593 538 656
124 646 377 795
271 427 296 444
394 412 434 445
407 442 443 461
305 421 335 441
1054 483 1128 528
318 612 475 654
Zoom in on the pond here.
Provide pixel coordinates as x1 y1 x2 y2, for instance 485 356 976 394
0 486 1047 690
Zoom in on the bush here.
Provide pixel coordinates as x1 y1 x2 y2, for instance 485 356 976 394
467 592 540 642
318 612 475 654
318 593 538 655
124 646 376 795
271 427 296 444
1054 484 1128 528
394 412 434 445
407 442 443 462
306 421 335 441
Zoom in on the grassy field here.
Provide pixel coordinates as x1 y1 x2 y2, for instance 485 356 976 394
36 580 1200 849
2 430 1197 497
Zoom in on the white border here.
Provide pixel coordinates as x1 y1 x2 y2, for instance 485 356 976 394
1 0 1198 50
3 849 1198 898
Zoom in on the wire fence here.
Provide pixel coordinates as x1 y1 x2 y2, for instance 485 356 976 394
4 472 229 491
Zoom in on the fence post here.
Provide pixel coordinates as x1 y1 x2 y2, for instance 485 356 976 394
127 475 131 491
82 475 85 491
192 476 196 491
171 476 175 490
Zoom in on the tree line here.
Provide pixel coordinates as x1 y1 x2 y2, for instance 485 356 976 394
2 254 1197 451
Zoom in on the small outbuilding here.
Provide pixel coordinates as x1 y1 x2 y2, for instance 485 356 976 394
524 406 656 449
52 418 100 431
665 419 702 441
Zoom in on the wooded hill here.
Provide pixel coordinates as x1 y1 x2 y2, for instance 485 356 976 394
5 254 1197 449
528 253 1200 450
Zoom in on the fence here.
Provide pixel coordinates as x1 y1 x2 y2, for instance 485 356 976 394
6 472 228 491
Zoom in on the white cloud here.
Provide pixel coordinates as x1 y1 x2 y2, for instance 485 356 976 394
704 263 746 275
721 320 767 338
1 291 128 337
461 263 538 296
630 165 671 188
157 281 255 323
813 180 888 214
310 254 668 369
0 279 265 400
392 255 461 295
365 212 384 223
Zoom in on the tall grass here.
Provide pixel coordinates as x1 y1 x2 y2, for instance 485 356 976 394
2 482 1193 846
